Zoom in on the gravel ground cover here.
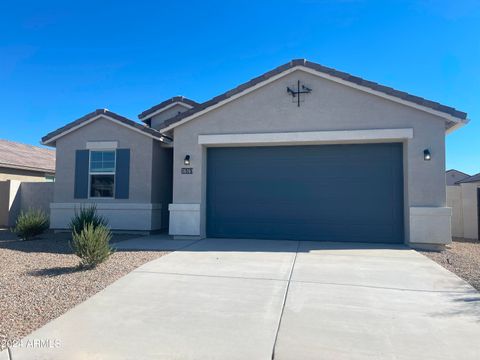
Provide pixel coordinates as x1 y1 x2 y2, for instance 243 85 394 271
0 229 168 350
420 238 480 291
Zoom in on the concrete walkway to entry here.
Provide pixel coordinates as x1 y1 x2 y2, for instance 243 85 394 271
6 238 480 359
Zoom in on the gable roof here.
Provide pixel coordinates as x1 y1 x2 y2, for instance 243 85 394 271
446 169 471 186
0 139 55 173
456 172 480 184
42 109 171 146
159 59 468 132
138 96 199 121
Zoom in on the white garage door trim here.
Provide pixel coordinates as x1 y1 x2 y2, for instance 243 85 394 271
198 128 413 146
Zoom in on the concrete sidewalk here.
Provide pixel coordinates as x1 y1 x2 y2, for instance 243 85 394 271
6 239 480 359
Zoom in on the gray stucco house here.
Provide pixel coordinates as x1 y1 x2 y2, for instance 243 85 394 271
42 59 469 248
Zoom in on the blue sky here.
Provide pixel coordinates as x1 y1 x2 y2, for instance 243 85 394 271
1 0 479 173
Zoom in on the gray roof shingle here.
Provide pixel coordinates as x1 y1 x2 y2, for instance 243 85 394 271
138 96 199 120
0 139 55 173
42 109 171 145
159 59 467 130
456 172 480 184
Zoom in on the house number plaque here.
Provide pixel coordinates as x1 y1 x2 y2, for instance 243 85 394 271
181 168 193 174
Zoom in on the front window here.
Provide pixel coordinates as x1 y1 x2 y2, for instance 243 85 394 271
89 150 115 198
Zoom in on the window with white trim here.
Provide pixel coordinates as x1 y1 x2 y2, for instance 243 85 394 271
89 150 115 198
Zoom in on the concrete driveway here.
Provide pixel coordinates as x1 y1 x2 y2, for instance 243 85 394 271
7 238 480 359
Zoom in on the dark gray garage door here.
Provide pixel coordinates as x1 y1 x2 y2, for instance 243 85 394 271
206 143 404 243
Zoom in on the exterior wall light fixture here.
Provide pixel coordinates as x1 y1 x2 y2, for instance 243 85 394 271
423 149 431 161
184 155 191 166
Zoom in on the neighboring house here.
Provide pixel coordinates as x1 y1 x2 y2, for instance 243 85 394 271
0 139 55 227
0 139 55 181
447 170 479 239
41 59 469 248
446 169 470 186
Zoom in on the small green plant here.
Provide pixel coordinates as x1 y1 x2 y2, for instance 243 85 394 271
69 205 108 234
71 223 114 268
13 209 49 241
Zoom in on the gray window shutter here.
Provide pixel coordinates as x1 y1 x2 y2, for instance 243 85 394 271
74 150 89 199
115 149 130 199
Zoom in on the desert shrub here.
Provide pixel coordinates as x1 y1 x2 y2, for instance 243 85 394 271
13 209 49 240
71 223 113 268
69 205 107 234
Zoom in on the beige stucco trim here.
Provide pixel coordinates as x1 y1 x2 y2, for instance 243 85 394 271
168 203 201 236
409 206 452 245
50 202 162 210
168 203 200 211
50 202 164 230
160 65 465 133
198 128 414 146
410 207 452 216
42 115 167 145
138 102 194 121
86 141 118 150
